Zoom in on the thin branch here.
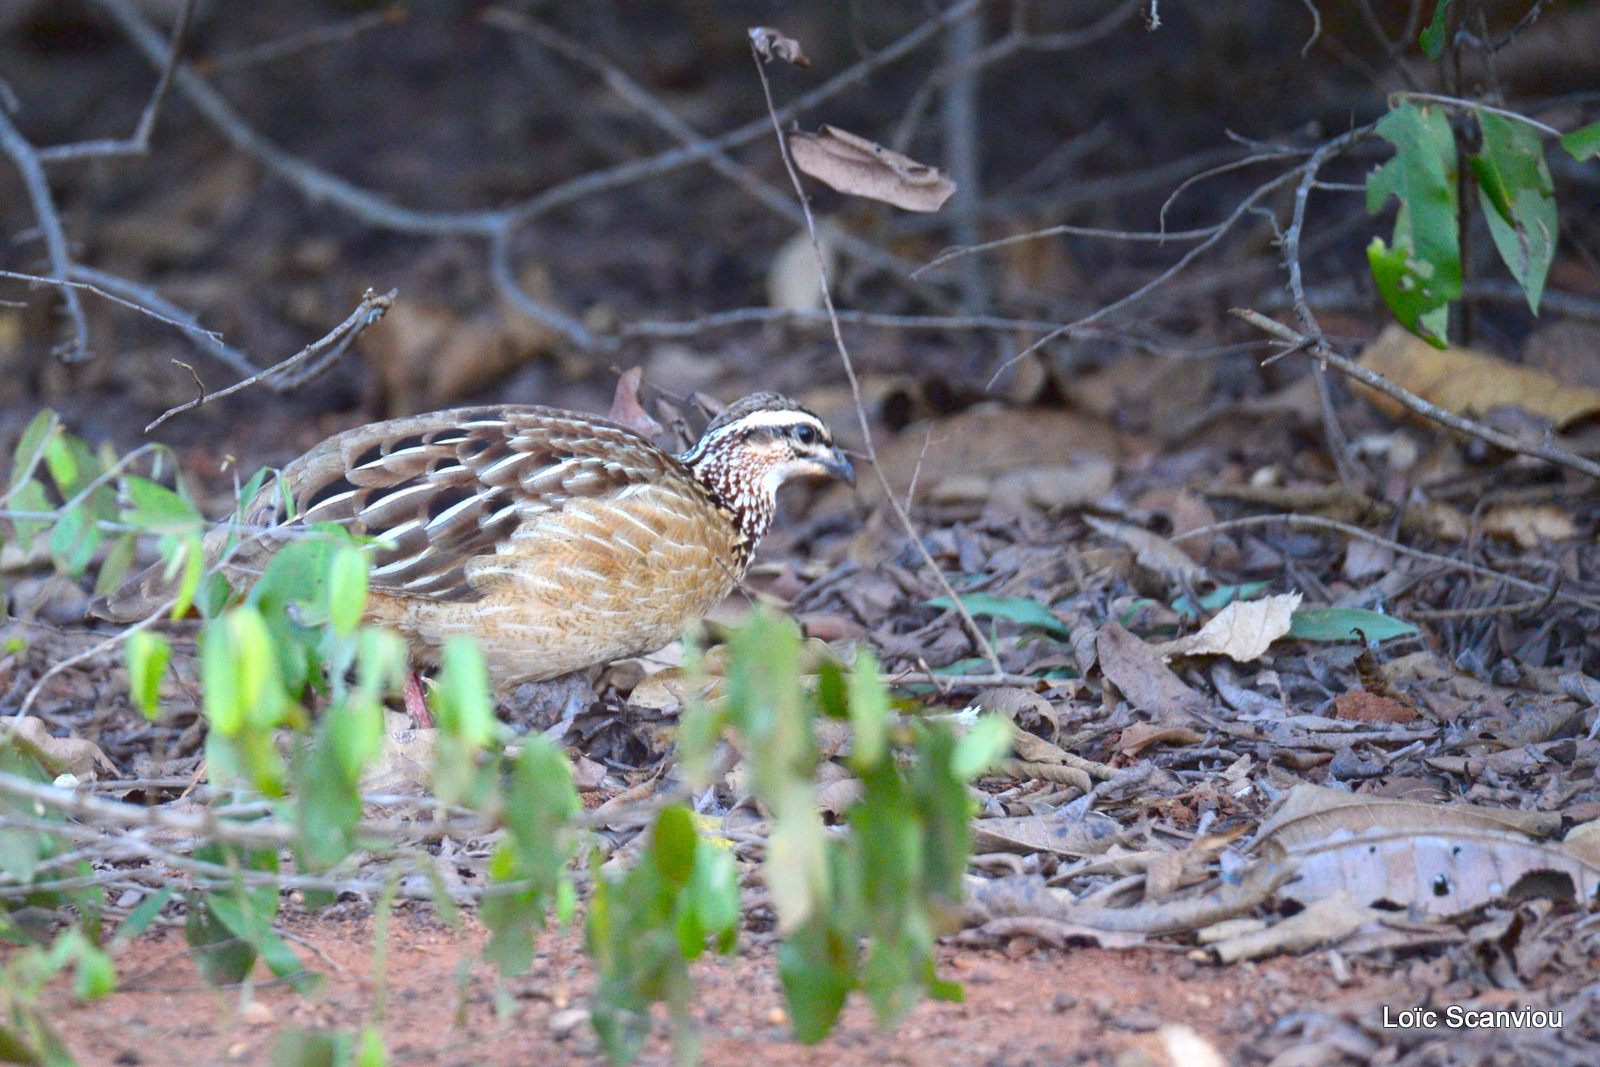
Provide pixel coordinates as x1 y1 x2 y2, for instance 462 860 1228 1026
145 289 395 432
984 164 1307 387
1171 513 1600 614
0 107 90 360
36 0 196 163
1231 308 1600 483
196 5 404 76
913 220 1222 281
65 265 260 378
1392 91 1566 138
750 37 1005 678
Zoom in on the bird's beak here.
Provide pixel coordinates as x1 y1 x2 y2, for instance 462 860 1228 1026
823 449 856 487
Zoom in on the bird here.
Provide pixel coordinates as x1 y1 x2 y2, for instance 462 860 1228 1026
95 392 854 700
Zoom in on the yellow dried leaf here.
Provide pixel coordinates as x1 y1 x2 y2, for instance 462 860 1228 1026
1356 324 1600 429
1482 504 1578 548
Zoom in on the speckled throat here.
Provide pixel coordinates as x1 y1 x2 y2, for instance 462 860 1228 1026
682 440 774 572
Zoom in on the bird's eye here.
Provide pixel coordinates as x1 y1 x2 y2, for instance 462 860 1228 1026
794 424 819 445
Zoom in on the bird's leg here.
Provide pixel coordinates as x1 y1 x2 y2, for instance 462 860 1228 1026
404 671 434 729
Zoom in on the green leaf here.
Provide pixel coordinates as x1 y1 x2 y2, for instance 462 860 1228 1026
926 593 1069 637
124 631 171 720
8 478 51 549
1562 121 1600 161
432 637 494 749
93 532 138 597
1287 608 1418 643
271 1028 352 1067
951 715 1011 781
8 410 58 494
205 891 319 994
845 650 889 771
1366 102 1461 346
323 545 369 638
47 506 100 577
200 606 281 736
1419 0 1453 60
185 897 257 986
355 1028 387 1067
122 475 201 535
1471 111 1556 312
109 887 174 948
651 805 698 888
1173 581 1273 620
779 915 855 1044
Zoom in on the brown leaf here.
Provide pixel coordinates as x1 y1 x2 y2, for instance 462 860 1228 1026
1356 323 1600 429
1481 504 1578 548
748 26 809 66
1116 722 1206 756
1097 621 1211 720
1084 515 1209 587
606 367 663 437
788 126 956 212
1333 689 1419 723
3 716 117 780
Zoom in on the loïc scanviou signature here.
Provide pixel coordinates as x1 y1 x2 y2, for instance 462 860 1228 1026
1381 1005 1564 1030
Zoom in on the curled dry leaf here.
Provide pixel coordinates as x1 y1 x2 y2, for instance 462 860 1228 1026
2 716 117 779
1153 593 1300 662
748 26 809 66
605 367 663 438
788 125 956 213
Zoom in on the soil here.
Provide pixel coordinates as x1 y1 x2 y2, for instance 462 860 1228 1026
31 907 1364 1067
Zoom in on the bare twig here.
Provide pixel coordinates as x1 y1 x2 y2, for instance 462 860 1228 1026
35 0 196 163
197 5 404 76
983 165 1306 387
0 107 90 360
145 289 396 432
750 35 1005 678
65 264 259 378
1392 91 1566 138
1230 308 1600 483
1171 512 1600 614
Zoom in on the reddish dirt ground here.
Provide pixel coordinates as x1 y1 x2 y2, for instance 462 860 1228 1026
17 906 1377 1067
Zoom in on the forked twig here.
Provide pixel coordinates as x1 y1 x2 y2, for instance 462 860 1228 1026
145 289 396 432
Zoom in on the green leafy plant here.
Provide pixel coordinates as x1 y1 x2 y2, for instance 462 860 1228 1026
1364 11 1600 346
680 611 1009 1048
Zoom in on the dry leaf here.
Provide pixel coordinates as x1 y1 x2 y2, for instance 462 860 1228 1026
606 367 663 437
2 716 117 779
971 810 1121 856
1116 722 1206 755
1334 689 1419 723
1482 504 1578 548
1154 593 1300 662
1098 620 1212 721
360 712 435 795
1356 323 1600 429
1084 515 1209 586
788 125 956 212
748 26 809 66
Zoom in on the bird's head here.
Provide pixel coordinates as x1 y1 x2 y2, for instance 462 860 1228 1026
682 392 854 545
